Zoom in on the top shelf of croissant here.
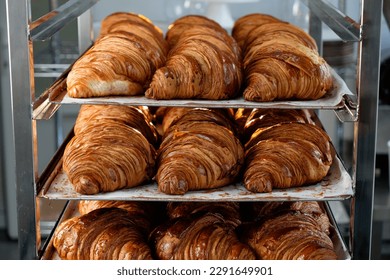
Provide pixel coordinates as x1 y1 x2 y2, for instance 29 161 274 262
48 12 353 110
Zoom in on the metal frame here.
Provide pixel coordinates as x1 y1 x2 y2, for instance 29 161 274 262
4 0 382 260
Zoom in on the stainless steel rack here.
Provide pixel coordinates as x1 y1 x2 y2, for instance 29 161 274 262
4 0 382 260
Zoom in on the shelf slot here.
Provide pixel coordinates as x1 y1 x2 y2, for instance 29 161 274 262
335 94 358 122
301 0 361 42
30 0 99 41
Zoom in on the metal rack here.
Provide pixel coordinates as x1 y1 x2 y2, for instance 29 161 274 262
4 0 382 260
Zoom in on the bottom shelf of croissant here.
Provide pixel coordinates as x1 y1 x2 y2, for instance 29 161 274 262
42 200 351 260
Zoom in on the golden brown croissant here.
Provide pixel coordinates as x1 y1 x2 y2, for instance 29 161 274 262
67 13 166 98
155 108 244 195
243 122 333 193
233 14 333 102
149 212 256 260
145 16 242 100
74 104 160 147
53 207 153 260
241 203 337 260
63 122 156 195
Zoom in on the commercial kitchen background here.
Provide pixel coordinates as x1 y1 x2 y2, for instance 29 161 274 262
0 0 389 259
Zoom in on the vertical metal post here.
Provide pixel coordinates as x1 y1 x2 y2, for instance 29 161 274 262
5 0 38 259
78 8 94 54
351 0 382 260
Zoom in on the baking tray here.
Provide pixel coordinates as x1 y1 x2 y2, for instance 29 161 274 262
48 67 352 110
37 107 354 202
39 154 353 202
40 200 351 260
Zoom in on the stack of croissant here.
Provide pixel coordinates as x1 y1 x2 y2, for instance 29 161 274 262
149 202 256 260
155 107 244 195
63 104 158 195
235 108 334 193
53 200 156 260
66 12 167 98
232 13 333 101
52 200 337 260
145 15 243 100
240 201 338 260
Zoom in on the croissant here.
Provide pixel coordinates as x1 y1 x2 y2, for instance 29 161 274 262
149 212 256 260
67 13 166 98
243 122 333 193
53 208 153 260
145 15 242 100
156 108 244 195
63 122 156 195
241 203 337 260
233 14 333 102
74 104 160 147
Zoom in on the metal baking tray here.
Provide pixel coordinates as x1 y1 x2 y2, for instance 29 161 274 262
37 107 354 202
39 154 353 202
40 200 351 260
48 67 353 110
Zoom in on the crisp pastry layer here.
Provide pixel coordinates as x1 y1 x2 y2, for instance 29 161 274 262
74 104 160 147
53 207 153 260
145 15 242 100
63 122 156 195
232 13 333 101
241 201 337 260
155 107 244 195
243 122 333 193
67 13 167 98
149 203 256 260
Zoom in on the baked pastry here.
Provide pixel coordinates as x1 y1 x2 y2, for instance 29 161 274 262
241 201 337 260
145 15 242 100
53 207 153 260
63 122 156 195
74 104 160 147
155 108 244 195
243 122 333 193
67 13 167 98
232 13 333 102
149 212 256 260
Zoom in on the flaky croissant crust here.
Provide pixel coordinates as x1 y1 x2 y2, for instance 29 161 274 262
63 122 156 195
244 122 333 193
74 104 160 147
156 121 244 195
53 208 153 260
150 212 256 260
